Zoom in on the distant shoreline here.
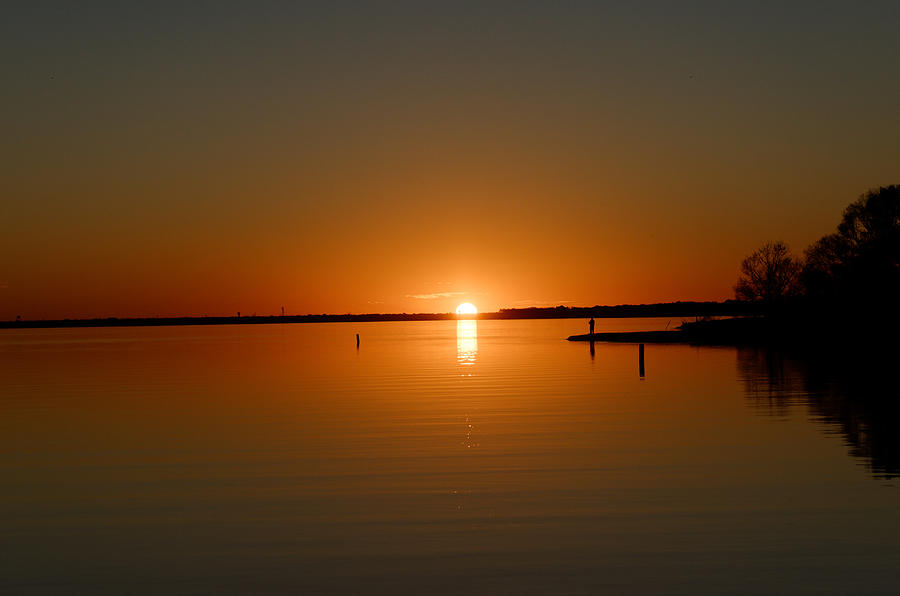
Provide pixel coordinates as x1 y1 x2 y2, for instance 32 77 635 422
567 316 900 350
0 301 760 330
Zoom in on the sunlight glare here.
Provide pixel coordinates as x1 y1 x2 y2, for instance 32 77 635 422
456 303 478 315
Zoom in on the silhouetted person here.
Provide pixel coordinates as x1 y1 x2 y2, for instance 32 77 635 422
589 317 595 335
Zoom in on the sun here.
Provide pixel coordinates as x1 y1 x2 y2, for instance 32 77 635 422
455 302 478 316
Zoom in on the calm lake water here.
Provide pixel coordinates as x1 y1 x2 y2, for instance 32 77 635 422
2 318 899 594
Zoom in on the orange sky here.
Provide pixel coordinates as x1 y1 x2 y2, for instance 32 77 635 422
2 2 898 319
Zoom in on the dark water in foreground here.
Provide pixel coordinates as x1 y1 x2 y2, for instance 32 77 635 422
2 319 898 594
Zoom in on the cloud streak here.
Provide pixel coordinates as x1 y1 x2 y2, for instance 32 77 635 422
406 292 465 300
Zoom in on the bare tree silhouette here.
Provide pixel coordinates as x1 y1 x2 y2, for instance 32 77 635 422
734 241 801 303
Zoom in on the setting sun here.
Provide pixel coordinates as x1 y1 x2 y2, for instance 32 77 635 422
455 302 478 315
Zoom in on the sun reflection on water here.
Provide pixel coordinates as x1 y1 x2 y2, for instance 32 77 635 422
456 319 478 367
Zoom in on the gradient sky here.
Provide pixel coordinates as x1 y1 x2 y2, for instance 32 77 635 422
2 1 898 319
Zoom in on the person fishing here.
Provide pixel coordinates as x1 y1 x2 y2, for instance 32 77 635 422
589 317 595 335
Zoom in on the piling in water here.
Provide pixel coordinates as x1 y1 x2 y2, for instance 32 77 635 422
639 343 645 377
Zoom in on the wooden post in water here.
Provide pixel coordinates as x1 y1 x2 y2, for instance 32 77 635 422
356 333 360 348
639 343 645 378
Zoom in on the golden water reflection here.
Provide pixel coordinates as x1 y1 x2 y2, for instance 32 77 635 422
3 321 900 593
456 319 477 366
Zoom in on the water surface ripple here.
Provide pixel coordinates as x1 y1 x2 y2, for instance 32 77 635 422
1 319 898 594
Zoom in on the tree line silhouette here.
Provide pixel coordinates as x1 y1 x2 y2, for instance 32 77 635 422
734 185 898 330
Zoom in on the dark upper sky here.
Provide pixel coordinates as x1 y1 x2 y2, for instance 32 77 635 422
2 1 898 317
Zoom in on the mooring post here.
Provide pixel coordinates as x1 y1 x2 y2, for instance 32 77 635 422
639 343 645 378
356 333 360 348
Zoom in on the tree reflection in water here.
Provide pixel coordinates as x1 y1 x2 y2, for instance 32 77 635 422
738 346 900 479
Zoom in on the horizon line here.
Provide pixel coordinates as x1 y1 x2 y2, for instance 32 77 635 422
1 300 758 329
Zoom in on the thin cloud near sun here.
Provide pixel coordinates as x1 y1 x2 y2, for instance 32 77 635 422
405 292 466 300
